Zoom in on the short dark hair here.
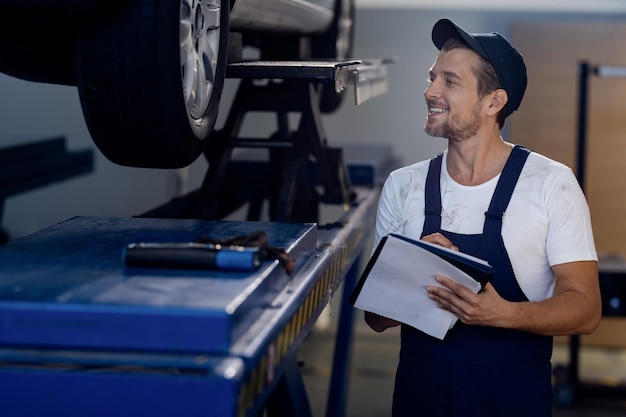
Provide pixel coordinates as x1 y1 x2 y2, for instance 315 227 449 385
442 37 507 129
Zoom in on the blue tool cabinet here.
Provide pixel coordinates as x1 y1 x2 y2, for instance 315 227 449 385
0 186 379 417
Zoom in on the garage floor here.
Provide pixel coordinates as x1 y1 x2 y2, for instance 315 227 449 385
299 309 626 417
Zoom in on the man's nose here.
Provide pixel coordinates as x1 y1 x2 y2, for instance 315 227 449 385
424 81 440 100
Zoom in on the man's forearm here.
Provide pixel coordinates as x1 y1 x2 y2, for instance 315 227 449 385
505 290 601 336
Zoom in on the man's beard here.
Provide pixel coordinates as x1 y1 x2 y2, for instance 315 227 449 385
424 102 482 141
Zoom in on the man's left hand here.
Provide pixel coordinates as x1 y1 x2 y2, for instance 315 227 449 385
426 275 513 327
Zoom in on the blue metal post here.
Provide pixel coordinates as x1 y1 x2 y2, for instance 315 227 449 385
325 255 360 417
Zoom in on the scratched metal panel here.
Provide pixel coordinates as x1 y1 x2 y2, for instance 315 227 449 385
0 216 317 354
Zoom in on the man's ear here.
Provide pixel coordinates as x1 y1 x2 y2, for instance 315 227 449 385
486 89 508 116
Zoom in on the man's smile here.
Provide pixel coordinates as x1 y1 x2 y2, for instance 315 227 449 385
427 101 449 117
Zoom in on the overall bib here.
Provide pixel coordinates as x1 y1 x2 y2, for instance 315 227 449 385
392 146 553 417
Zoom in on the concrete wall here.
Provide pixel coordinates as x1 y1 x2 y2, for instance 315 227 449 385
1 7 625 240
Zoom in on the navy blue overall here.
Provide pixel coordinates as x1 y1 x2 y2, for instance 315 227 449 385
392 146 553 417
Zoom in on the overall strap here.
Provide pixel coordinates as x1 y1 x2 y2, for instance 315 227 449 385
423 153 444 236
483 145 531 235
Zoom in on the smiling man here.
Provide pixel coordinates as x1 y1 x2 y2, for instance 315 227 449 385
364 18 601 416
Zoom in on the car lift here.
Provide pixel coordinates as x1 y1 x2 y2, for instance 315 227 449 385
145 58 391 223
0 57 394 417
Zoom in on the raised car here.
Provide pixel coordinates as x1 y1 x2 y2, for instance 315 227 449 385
0 0 354 168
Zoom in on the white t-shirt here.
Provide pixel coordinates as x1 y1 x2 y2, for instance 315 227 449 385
374 148 597 302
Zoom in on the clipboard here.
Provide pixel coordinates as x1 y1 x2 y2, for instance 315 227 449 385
349 233 495 340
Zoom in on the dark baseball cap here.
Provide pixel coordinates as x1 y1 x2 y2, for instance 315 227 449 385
431 18 527 117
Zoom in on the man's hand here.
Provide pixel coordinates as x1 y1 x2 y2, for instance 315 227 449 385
426 277 512 327
427 261 601 336
421 232 512 326
421 232 459 251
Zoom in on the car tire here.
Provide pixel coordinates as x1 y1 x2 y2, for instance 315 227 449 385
312 0 355 114
75 0 229 168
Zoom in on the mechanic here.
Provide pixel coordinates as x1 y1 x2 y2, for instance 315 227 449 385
364 18 602 416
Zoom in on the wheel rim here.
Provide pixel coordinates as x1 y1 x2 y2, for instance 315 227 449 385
180 0 221 120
